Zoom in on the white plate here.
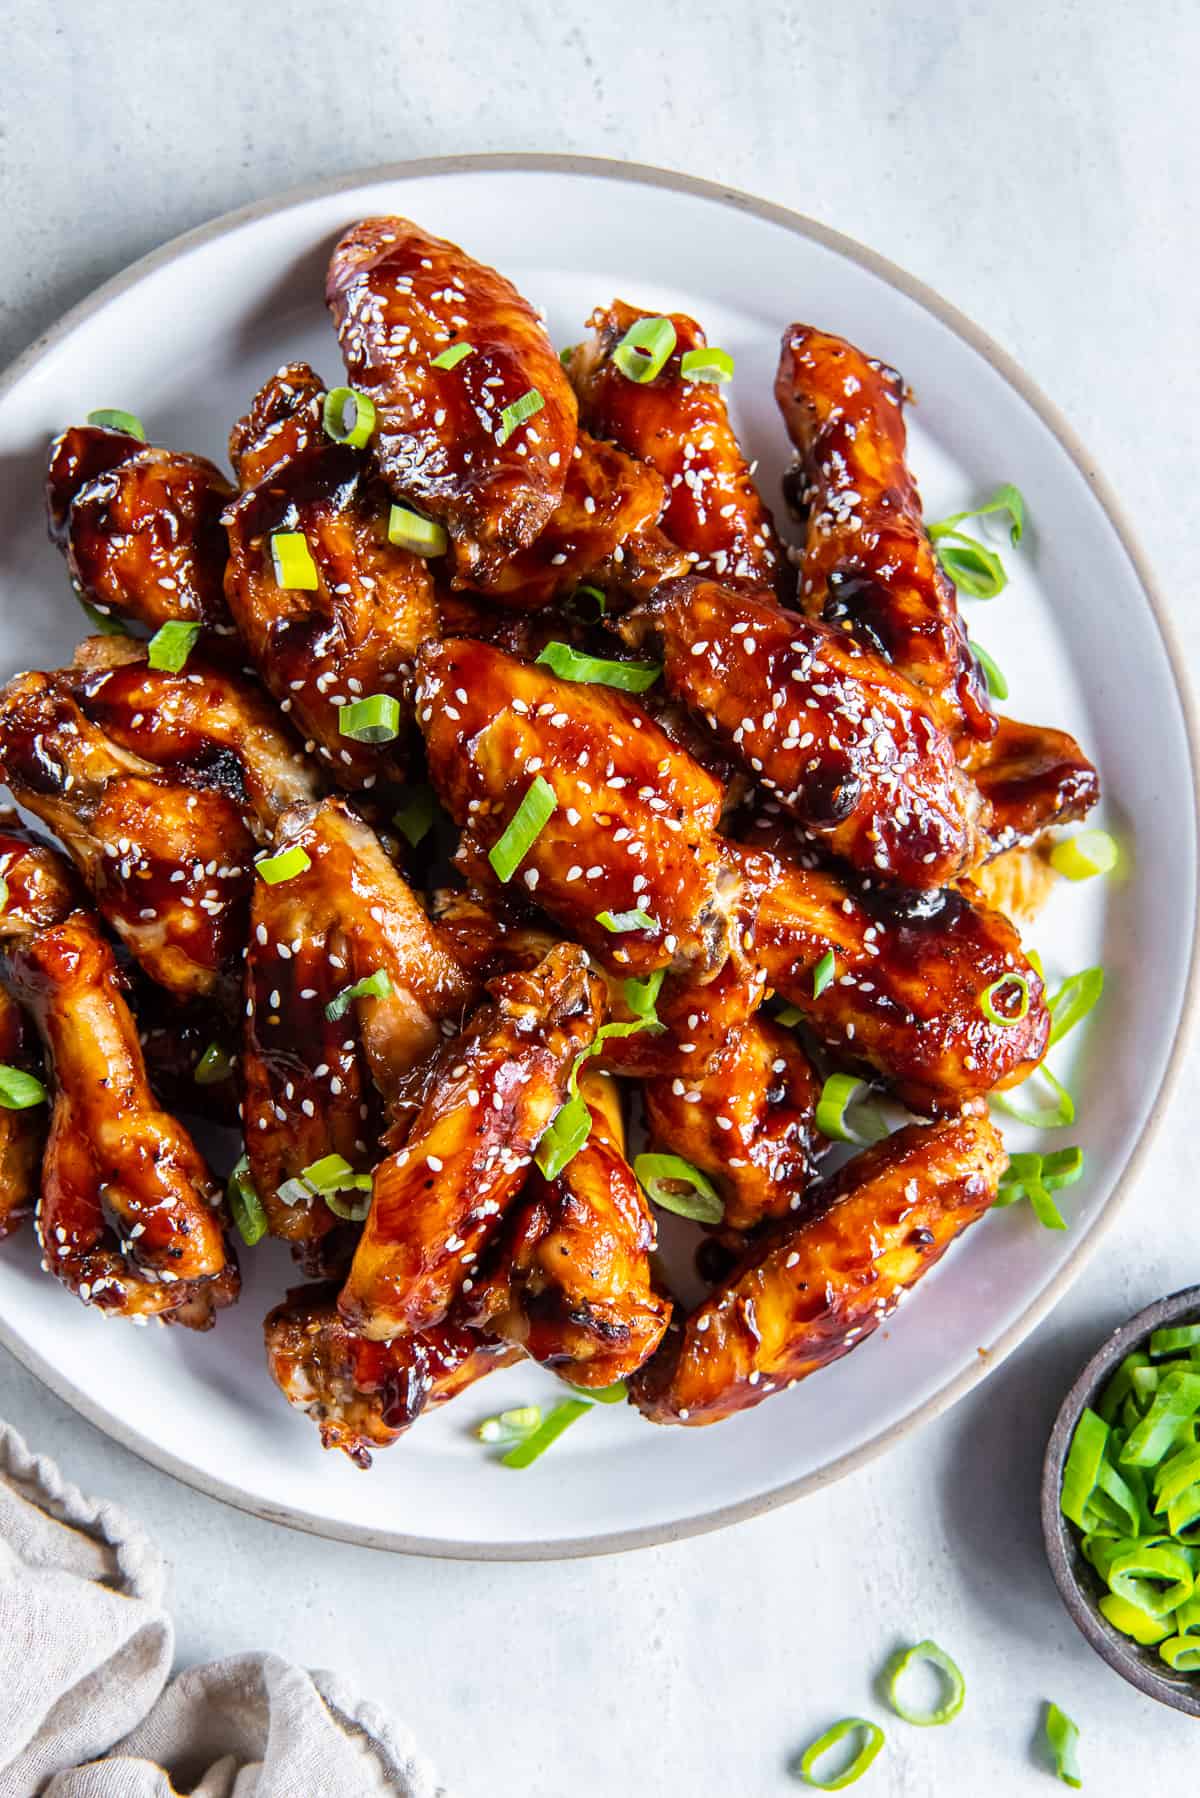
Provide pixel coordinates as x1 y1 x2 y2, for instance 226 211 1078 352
0 155 1194 1560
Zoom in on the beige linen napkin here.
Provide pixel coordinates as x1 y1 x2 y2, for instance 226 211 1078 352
0 1422 447 1798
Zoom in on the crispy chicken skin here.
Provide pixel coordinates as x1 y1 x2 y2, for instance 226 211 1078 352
244 797 474 1246
731 833 1049 1114
3 908 238 1325
631 1115 1005 1425
327 217 577 584
415 637 739 978
223 362 439 788
960 713 1100 854
635 576 989 888
643 1015 826 1231
572 300 784 591
776 325 993 741
339 943 604 1342
265 1285 520 1466
468 1068 671 1385
46 422 234 631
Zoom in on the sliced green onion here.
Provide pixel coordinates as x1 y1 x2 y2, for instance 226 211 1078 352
431 342 474 371
558 345 576 367
496 388 544 446
968 638 1009 700
991 1063 1075 1129
1044 1704 1081 1789
931 483 1026 547
388 504 448 557
476 1404 541 1444
612 316 677 385
1050 830 1119 882
78 600 129 636
324 1188 373 1222
502 1397 592 1467
1152 1443 1200 1512
881 1639 965 1726
489 775 557 883
932 532 1008 599
1151 1325 1200 1358
1119 1368 1200 1467
0 876 8 914
573 583 607 616
1047 966 1103 1048
812 950 836 998
1107 1541 1195 1616
679 346 734 384
147 620 201 674
270 530 320 590
774 1003 806 1027
1061 1407 1110 1530
980 973 1030 1027
255 845 311 886
339 693 401 744
1097 1351 1151 1425
0 1066 46 1110
87 407 146 440
321 385 376 447
816 1073 888 1146
572 1379 628 1404
793 1718 885 1790
997 1147 1084 1228
228 1155 267 1247
596 907 659 934
299 1153 371 1194
623 968 666 1027
325 968 393 1022
276 1176 312 1207
634 1153 724 1225
1099 1591 1172 1645
393 786 437 848
534 641 661 693
535 1092 592 1180
1159 1634 1200 1671
193 1041 232 1086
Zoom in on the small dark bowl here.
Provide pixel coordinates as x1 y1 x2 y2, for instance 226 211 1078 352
1042 1284 1200 1716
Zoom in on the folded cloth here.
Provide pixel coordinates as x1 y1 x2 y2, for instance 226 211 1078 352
0 1422 447 1798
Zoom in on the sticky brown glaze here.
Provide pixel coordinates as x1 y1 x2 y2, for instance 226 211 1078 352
339 943 603 1341
244 797 474 1247
731 832 1049 1114
415 636 739 979
455 431 686 610
0 811 84 934
264 1285 520 1466
631 1114 1005 1425
571 300 784 591
131 977 241 1128
776 324 993 741
643 1014 827 1231
327 217 577 585
223 362 439 790
46 422 234 631
468 1069 671 1386
960 714 1100 854
636 576 988 888
3 911 238 1326
0 989 44 1239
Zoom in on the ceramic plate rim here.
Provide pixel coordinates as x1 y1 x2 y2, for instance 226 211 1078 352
0 152 1195 1561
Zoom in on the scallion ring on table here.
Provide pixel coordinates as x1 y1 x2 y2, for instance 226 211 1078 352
881 1639 965 1726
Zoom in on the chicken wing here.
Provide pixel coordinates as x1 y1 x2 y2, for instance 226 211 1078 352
643 1014 826 1231
631 1115 1005 1425
467 1068 671 1386
243 797 475 1247
46 421 234 632
415 636 740 979
223 361 439 788
731 831 1049 1114
265 1285 519 1466
339 942 603 1341
3 907 238 1325
960 713 1100 853
571 300 784 590
327 217 577 584
634 575 989 888
776 324 992 740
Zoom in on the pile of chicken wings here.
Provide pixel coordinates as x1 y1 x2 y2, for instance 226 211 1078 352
0 217 1099 1462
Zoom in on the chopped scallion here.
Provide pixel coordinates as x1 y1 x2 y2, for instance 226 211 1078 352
679 346 734 384
496 388 544 446
255 845 311 886
325 968 393 1022
193 1041 232 1085
1050 830 1119 882
1047 966 1103 1049
792 1718 885 1790
812 950 836 998
270 531 320 590
147 620 200 674
596 907 658 934
815 1073 888 1146
968 638 1009 700
488 775 557 883
339 693 401 744
980 972 1030 1027
476 1404 542 1444
393 786 437 848
321 385 376 448
534 640 661 692
633 1152 724 1225
881 1639 965 1726
0 1066 46 1110
228 1155 267 1247
87 407 146 440
431 342 475 370
612 316 677 384
501 1397 592 1467
1044 1703 1081 1788
387 505 448 556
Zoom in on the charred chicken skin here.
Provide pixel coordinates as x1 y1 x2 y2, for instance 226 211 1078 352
327 217 577 586
631 1114 1005 1425
46 422 234 632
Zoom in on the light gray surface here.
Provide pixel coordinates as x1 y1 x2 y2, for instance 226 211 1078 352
1 2 1196 1791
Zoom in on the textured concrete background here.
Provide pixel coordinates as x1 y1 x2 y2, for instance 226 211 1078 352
1 2 1197 1790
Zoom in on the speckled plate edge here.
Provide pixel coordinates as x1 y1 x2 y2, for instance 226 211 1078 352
0 152 1195 1561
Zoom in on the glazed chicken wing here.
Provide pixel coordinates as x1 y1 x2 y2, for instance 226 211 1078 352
635 576 989 888
468 1068 671 1386
265 1285 520 1466
960 713 1100 853
46 422 234 632
243 797 474 1246
339 943 603 1341
223 362 439 788
631 1115 1005 1425
571 300 784 590
327 217 577 585
415 637 740 978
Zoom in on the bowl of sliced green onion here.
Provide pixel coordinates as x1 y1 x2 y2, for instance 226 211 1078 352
1042 1286 1200 1715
